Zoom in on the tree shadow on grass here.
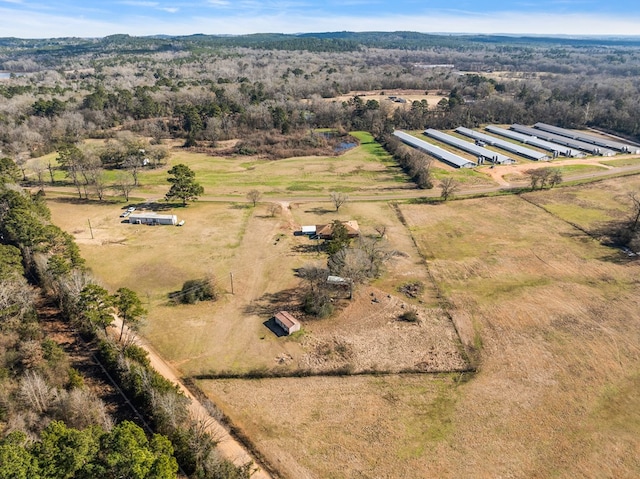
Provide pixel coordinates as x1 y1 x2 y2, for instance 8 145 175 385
244 288 300 317
290 243 325 254
48 196 119 206
560 229 634 265
150 201 186 210
304 206 334 215
230 203 251 210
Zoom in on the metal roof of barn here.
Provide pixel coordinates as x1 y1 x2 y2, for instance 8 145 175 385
533 123 640 153
274 311 300 329
455 126 548 161
423 129 515 164
393 130 476 168
510 124 615 156
484 126 585 158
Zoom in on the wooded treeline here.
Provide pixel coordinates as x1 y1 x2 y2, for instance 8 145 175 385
0 161 251 477
1 32 639 165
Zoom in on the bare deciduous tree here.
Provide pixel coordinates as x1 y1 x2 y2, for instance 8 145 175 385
54 388 113 430
330 191 349 211
440 177 459 201
374 224 387 238
267 203 282 217
20 371 56 414
113 171 136 201
30 159 47 189
628 192 640 234
246 189 262 207
526 167 562 190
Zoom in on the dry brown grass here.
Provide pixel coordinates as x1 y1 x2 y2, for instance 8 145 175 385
198 374 464 479
47 174 640 479
199 179 639 479
48 196 461 377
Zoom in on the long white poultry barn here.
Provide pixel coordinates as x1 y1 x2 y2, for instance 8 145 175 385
533 123 640 154
485 126 585 158
511 124 615 156
393 130 476 168
424 129 515 164
455 126 549 161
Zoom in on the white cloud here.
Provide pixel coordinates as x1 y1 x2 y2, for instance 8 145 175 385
161 7 179 13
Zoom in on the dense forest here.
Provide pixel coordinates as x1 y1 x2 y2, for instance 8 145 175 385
1 31 640 165
2 31 640 478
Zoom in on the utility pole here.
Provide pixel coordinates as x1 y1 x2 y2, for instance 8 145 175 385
230 272 234 294
88 219 94 239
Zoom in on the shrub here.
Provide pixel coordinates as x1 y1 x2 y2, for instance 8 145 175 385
123 344 151 367
67 368 84 389
397 280 425 298
302 290 334 318
398 309 419 323
171 277 218 304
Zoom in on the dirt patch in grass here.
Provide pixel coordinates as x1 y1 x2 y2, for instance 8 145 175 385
323 89 448 109
298 285 468 373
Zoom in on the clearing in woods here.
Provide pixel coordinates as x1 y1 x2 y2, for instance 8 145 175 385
48 196 467 377
45 134 640 478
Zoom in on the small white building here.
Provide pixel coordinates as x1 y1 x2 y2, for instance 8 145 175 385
274 311 301 335
128 212 178 226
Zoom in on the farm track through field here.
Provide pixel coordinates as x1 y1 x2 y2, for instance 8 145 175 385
40 162 640 206
112 317 275 479
390 202 477 367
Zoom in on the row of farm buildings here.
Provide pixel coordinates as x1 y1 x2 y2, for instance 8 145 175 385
394 123 640 169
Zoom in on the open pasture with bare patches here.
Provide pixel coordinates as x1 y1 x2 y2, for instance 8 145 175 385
395 184 640 478
47 192 463 377
195 181 640 479
45 139 640 478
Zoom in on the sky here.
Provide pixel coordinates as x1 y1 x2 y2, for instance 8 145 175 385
0 0 639 39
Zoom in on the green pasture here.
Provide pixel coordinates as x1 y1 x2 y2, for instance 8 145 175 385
554 163 608 175
33 131 411 198
600 157 640 167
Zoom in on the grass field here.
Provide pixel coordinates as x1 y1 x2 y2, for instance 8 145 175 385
525 175 640 230
44 136 640 479
195 176 640 479
32 132 415 200
47 193 463 377
601 157 640 167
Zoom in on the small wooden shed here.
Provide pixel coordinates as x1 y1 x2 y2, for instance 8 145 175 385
274 311 301 335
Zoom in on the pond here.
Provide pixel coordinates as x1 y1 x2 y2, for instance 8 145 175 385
335 141 358 153
319 131 358 153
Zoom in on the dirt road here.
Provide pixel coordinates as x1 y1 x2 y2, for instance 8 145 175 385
113 318 272 479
